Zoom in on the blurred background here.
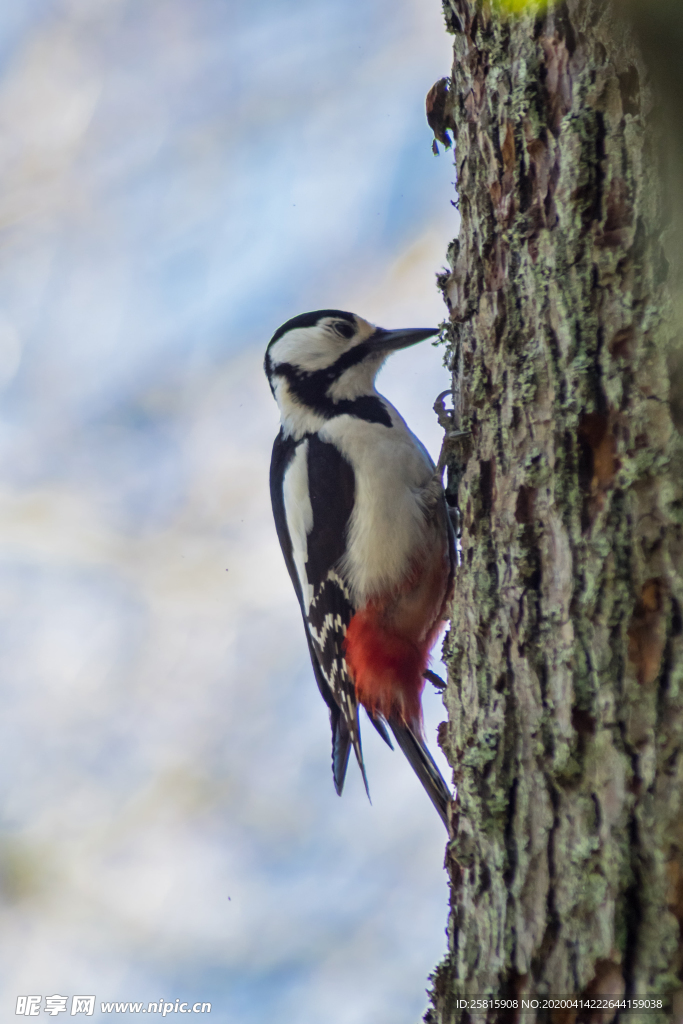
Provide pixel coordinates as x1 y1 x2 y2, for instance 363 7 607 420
0 0 459 1020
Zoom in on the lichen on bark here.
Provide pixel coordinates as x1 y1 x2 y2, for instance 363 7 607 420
427 1 683 1021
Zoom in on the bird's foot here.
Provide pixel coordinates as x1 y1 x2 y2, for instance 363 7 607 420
433 390 469 479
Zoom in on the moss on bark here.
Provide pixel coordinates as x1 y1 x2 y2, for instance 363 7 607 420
428 2 683 1021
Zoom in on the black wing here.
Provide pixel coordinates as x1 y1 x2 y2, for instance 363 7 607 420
270 430 370 795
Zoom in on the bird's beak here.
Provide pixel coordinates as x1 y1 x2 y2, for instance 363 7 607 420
366 326 439 353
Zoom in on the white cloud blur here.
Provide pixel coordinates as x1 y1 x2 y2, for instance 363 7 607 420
0 0 459 1020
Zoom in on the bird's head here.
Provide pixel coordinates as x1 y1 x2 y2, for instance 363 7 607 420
264 309 437 432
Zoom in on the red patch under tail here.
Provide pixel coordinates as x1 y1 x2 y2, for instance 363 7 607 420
344 607 443 731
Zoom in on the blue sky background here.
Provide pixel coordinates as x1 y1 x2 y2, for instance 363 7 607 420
0 1 460 1020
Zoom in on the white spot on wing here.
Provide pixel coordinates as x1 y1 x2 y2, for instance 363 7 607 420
327 570 351 600
282 439 314 610
305 568 356 730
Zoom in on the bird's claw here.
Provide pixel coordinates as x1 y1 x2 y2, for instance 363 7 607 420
423 668 447 692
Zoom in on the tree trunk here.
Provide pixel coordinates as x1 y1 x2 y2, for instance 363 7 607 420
428 1 683 1020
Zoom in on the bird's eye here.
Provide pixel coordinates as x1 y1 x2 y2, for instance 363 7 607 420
332 321 355 340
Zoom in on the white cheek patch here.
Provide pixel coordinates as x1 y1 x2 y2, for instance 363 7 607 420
269 316 376 377
282 440 314 610
270 328 337 371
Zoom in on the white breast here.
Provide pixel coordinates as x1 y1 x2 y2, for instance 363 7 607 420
320 399 435 606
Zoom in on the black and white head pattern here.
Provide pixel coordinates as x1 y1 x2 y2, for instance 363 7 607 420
264 310 398 435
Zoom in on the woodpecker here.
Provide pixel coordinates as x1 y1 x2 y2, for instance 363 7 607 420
265 309 454 827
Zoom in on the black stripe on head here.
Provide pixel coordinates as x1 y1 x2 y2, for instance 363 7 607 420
268 309 356 349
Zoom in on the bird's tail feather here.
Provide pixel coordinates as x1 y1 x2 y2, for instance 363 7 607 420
367 710 394 749
331 710 351 796
388 718 451 828
350 708 371 800
332 707 370 800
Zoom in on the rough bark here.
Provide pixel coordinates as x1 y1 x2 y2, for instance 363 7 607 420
428 1 683 1021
